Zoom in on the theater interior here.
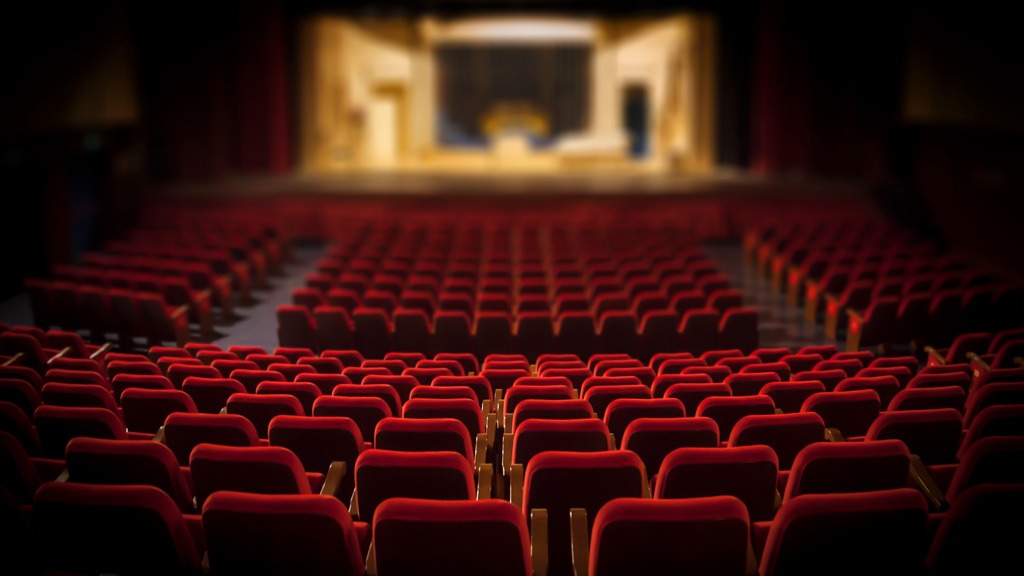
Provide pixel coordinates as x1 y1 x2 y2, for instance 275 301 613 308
1 1 1023 574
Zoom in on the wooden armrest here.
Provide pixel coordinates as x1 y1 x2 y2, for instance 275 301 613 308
909 454 947 512
1015 356 1024 368
55 468 70 482
608 433 616 451
570 508 589 576
509 464 524 508
845 308 864 323
475 433 489 468
482 399 493 414
773 490 782 513
531 508 549 576
3 352 24 366
823 292 839 305
202 552 210 575
486 413 497 447
364 542 377 576
219 407 227 414
319 461 347 499
47 347 73 364
476 463 493 500
924 346 946 366
502 433 514 477
214 274 233 290
745 538 759 576
194 288 212 303
170 305 190 320
967 351 991 374
152 426 166 444
494 389 504 404
775 408 783 414
503 412 513 432
348 487 360 520
88 342 113 360
824 428 846 442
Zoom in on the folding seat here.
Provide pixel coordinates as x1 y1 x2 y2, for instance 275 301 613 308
191 350 236 367
708 288 744 315
792 368 846 391
255 381 321 416
433 310 474 355
941 437 1024 508
670 289 707 316
587 354 633 373
663 382 732 416
374 417 477 467
47 330 109 361
963 381 1024 427
313 396 393 445
111 373 175 400
555 311 597 361
225 344 267 359
0 332 65 375
0 377 41 417
210 358 259 379
803 265 852 324
603 397 685 443
106 360 164 388
648 351 694 373
474 311 515 359
295 355 344 375
48 355 109 380
353 449 478 523
678 308 720 355
0 401 43 456
75 284 114 344
63 436 195 512
800 389 881 440
137 291 191 347
162 412 260 466
433 352 479 376
43 367 112 394
226 393 304 439
120 388 197 434
275 304 319 352
268 415 365 503
695 395 776 442
183 342 221 356
717 355 761 372
782 439 911 503
620 415 718 476
180 376 247 415
834 375 901 408
760 380 826 414
330 383 402 418
657 357 708 375
190 444 342 508
33 405 127 459
926 482 1024 576
654 445 778 522
856 365 913 389
751 347 792 364
729 412 827 472
906 371 970 394
520 450 647 576
313 305 356 351
291 286 326 312
403 366 453 390
515 311 556 364
582 384 652 419
0 430 46 505
391 307 434 355
717 307 759 354
33 482 203 576
651 372 712 397
957 404 1024 461
510 399 595 432
724 372 781 396
844 295 900 352
229 368 286 393
373 498 532 576
779 353 824 375
514 376 573 390
596 311 639 357
264 362 316 382
813 357 862 378
758 488 929 576
579 375 643 397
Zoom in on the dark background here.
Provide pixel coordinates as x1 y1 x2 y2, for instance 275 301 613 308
2 0 1022 300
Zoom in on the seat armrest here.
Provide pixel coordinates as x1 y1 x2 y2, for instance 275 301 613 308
824 427 846 442
967 351 991 378
570 508 589 576
924 345 947 366
845 308 864 352
364 542 377 576
47 347 73 364
475 433 489 468
485 413 497 448
2 352 23 367
502 433 514 477
532 508 549 576
476 463 493 500
152 426 166 444
89 342 114 360
348 487 360 520
909 454 947 512
509 464 524 508
319 460 347 500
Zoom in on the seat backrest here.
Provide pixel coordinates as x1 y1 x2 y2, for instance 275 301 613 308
373 497 532 576
120 388 197 434
190 443 311 507
180 376 247 414
603 398 685 442
354 449 475 523
728 412 826 470
203 491 365 576
512 418 611 468
374 417 474 463
926 482 1024 576
225 393 304 439
695 395 776 440
40 383 118 412
511 399 595 430
523 450 647 576
162 412 260 466
312 395 392 444
590 496 750 576
655 445 778 522
402 397 484 438
582 384 653 419
888 386 966 414
268 414 363 502
33 405 127 459
945 436 1024 502
33 481 202 576
759 488 929 576
64 436 193 512
865 408 963 466
800 389 881 438
783 438 911 502
0 430 41 504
